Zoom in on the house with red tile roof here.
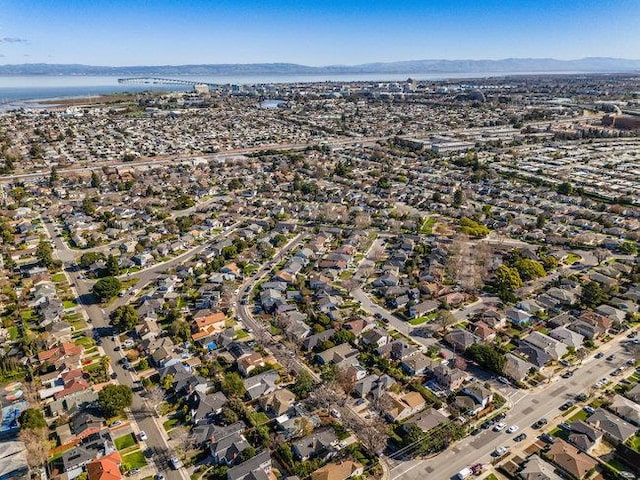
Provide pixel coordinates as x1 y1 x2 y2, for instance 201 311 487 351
87 451 123 480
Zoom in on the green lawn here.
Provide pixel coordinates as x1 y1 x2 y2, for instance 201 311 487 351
236 329 249 339
564 253 582 265
627 435 640 452
419 217 436 235
52 273 66 283
74 336 96 348
63 299 78 309
567 409 588 423
409 312 437 326
115 433 136 451
249 411 270 427
122 451 147 471
163 418 179 432
66 314 87 331
8 326 19 341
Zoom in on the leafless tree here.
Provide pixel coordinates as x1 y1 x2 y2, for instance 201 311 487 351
594 248 609 265
436 310 456 332
19 428 48 471
170 426 199 460
335 367 356 398
357 418 389 455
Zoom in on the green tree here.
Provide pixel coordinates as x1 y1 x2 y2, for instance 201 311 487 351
174 194 195 210
162 374 174 391
557 182 574 195
514 258 546 281
36 241 56 269
465 343 506 374
91 171 101 188
619 241 638 255
220 407 239 425
98 384 133 417
168 318 191 342
459 217 489 238
79 252 106 268
290 371 316 399
453 189 464 207
330 329 355 345
49 166 59 186
92 276 122 301
19 408 46 430
109 305 138 332
222 372 246 398
82 197 96 215
493 265 522 303
105 254 120 276
581 281 605 308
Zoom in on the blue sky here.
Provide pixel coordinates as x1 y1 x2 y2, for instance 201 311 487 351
1 0 639 65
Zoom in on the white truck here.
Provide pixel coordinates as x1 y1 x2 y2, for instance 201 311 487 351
456 467 473 479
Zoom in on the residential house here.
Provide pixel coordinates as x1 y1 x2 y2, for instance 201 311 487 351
568 420 603 454
514 344 552 369
237 353 266 377
310 461 364 480
549 327 584 350
408 300 439 319
408 408 449 433
400 353 438 377
244 371 279 401
360 328 390 349
260 388 296 417
86 451 123 480
503 353 536 382
316 344 359 366
519 454 562 480
211 432 250 465
587 408 636 445
432 364 466 391
608 395 640 427
547 439 597 480
523 332 568 360
190 391 228 424
353 374 395 399
292 428 339 461
506 308 532 327
226 450 273 480
382 391 426 422
444 329 479 352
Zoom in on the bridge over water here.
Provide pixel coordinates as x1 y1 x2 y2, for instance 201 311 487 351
118 77 221 87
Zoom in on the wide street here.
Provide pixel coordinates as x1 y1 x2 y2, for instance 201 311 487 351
389 332 638 480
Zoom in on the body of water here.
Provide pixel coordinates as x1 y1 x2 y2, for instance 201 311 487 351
0 71 559 108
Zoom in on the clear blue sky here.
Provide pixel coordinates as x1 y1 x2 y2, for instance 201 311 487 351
1 0 639 66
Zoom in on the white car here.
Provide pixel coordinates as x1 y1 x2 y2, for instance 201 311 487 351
138 431 147 441
493 422 506 432
506 425 519 434
492 446 509 457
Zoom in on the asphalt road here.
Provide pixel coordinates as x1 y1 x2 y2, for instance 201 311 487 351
390 330 638 480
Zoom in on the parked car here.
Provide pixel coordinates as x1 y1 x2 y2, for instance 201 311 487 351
558 422 571 431
576 393 588 402
559 401 574 411
583 406 595 414
493 423 506 432
497 376 510 385
138 431 147 441
492 446 509 457
532 418 547 429
169 457 182 470
514 433 527 442
506 425 519 434
606 354 616 361
595 352 605 359
540 434 555 444
127 469 141 476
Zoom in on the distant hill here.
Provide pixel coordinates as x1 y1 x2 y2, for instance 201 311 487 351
1 57 640 76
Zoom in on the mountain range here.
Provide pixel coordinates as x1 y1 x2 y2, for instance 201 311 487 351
1 57 640 76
